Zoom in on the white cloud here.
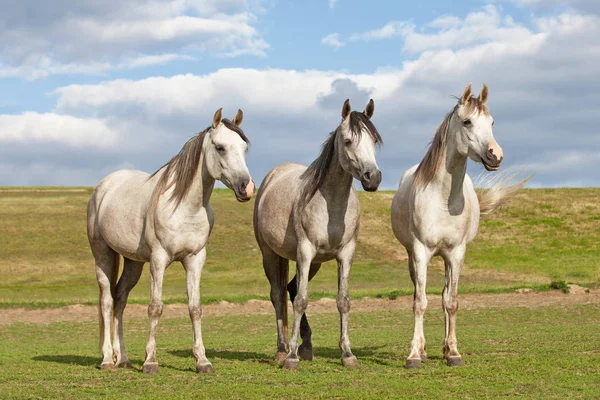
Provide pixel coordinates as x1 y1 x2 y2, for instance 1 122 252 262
0 0 268 79
349 21 413 41
321 33 344 48
0 112 117 148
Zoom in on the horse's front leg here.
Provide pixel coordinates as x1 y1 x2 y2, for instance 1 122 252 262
337 240 358 367
283 241 316 369
442 245 466 367
406 242 434 369
182 248 213 373
142 250 170 374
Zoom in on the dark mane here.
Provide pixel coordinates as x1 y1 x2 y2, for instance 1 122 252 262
414 97 489 188
149 119 249 211
299 111 382 206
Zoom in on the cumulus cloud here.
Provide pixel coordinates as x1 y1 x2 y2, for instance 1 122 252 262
0 113 117 148
1 5 599 187
0 0 268 79
321 33 344 48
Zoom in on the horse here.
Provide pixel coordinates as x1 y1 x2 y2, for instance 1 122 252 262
390 83 531 368
253 99 383 369
87 108 254 374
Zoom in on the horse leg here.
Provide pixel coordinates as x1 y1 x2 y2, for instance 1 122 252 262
92 240 119 370
406 243 433 369
112 258 144 368
182 248 213 373
442 245 465 367
142 250 170 374
287 262 322 361
337 240 358 367
262 247 290 364
283 242 315 369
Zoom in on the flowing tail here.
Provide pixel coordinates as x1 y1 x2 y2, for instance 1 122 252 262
279 257 290 341
476 171 533 216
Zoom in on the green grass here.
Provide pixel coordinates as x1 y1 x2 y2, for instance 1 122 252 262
0 304 598 399
0 188 599 308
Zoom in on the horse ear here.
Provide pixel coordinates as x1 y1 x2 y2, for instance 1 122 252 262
479 84 489 104
460 83 472 105
212 108 223 128
342 99 351 120
363 99 375 119
233 109 243 127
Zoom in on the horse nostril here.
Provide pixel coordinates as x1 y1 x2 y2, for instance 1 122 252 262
240 181 247 191
364 172 371 181
488 148 494 156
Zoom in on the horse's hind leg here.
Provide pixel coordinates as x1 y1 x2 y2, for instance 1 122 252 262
287 262 322 361
262 247 289 364
91 240 119 370
406 242 433 369
112 258 144 368
441 245 466 367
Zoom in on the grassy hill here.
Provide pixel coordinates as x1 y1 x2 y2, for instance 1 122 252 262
0 187 598 307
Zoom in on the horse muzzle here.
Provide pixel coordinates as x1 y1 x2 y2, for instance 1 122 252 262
234 179 254 202
360 169 382 192
481 154 503 172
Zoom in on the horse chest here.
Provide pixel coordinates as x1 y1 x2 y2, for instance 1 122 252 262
154 209 213 259
301 208 358 256
414 209 471 250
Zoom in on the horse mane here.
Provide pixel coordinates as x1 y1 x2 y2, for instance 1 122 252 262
148 119 249 212
413 96 489 188
299 111 382 206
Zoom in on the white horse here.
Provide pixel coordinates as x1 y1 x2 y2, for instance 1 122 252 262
87 108 254 374
254 99 382 369
391 84 530 368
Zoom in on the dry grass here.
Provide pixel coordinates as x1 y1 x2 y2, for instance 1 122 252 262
0 187 598 307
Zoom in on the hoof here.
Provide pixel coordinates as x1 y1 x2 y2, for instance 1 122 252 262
274 352 288 364
100 362 116 371
283 357 300 370
142 363 160 374
298 345 313 361
116 361 133 369
196 363 214 374
405 359 422 369
341 355 359 368
446 356 464 367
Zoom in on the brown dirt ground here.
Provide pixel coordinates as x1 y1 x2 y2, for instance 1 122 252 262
1 286 599 326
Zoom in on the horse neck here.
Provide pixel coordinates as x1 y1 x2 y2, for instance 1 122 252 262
318 139 354 202
175 145 215 214
430 127 468 211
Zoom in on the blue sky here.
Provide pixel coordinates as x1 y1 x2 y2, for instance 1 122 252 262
1 0 599 187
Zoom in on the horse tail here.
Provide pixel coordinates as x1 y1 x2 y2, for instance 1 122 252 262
476 171 533 216
279 257 290 341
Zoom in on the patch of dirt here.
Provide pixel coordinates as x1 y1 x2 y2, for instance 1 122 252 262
1 289 598 326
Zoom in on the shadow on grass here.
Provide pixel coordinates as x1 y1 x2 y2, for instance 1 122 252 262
169 349 272 362
170 345 387 363
33 355 99 367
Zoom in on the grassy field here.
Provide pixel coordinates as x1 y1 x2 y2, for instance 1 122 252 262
0 187 599 307
1 303 599 399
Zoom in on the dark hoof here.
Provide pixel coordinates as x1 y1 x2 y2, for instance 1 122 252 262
116 361 133 369
142 363 160 374
283 357 299 370
405 359 422 369
298 345 313 361
100 362 116 371
341 355 359 368
196 364 214 374
274 351 288 364
420 354 428 362
446 357 464 367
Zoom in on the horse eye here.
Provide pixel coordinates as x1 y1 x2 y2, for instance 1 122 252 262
463 119 472 126
492 121 495 126
215 145 225 153
344 139 352 146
